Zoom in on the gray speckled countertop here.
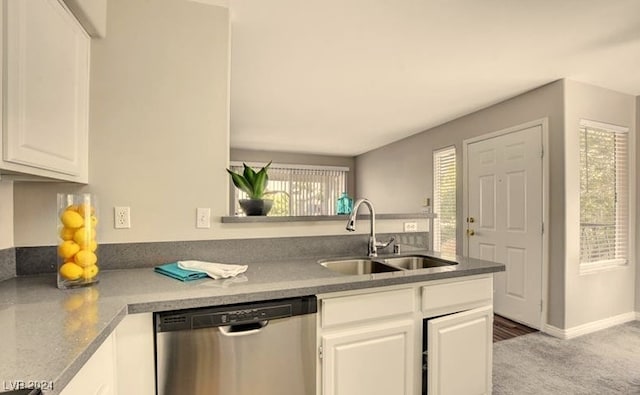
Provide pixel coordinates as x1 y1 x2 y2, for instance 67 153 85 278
0 252 503 394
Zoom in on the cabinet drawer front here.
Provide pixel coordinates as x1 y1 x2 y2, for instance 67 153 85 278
322 288 415 328
422 277 492 317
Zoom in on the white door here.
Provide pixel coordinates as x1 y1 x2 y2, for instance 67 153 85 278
466 125 543 328
322 320 415 395
427 305 493 395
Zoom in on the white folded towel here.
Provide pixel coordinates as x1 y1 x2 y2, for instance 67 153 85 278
177 260 248 280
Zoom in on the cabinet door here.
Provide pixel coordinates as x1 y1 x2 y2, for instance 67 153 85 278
427 305 493 395
322 319 415 395
114 313 155 395
60 334 116 395
4 0 89 179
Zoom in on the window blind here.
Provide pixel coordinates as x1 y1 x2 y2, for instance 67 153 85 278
433 147 457 256
230 163 348 216
579 121 628 265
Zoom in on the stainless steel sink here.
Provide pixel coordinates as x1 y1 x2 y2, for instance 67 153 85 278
318 258 400 275
381 255 458 270
319 254 458 275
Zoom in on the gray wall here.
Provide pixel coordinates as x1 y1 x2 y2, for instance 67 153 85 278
563 80 636 328
356 80 566 327
637 95 640 313
0 181 12 249
357 79 639 330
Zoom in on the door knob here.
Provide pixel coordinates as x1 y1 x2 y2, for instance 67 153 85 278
467 229 475 236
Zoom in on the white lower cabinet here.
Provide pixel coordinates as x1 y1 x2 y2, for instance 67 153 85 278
114 313 155 394
318 274 494 395
426 305 493 395
322 319 415 395
318 288 418 395
60 333 116 395
60 313 155 395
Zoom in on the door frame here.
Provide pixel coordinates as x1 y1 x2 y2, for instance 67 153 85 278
462 118 550 330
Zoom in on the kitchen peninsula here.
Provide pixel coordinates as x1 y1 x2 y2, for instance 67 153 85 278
0 253 503 395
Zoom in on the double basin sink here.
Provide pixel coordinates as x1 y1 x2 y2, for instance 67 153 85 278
318 254 458 275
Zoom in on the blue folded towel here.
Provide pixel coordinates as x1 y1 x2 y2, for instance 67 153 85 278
154 262 208 282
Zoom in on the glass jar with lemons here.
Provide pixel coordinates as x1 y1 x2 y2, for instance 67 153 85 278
57 193 99 289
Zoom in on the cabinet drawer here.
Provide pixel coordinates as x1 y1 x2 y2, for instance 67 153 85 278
321 288 415 328
421 277 492 317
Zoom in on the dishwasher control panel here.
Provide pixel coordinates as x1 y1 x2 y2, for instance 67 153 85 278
155 295 317 332
194 305 292 328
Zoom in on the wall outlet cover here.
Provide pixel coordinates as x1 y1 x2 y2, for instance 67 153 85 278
404 221 418 232
114 206 131 229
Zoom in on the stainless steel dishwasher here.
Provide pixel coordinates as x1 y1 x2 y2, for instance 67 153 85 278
155 295 317 395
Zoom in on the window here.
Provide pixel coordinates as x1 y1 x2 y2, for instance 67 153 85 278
433 147 456 256
230 162 348 216
579 120 629 267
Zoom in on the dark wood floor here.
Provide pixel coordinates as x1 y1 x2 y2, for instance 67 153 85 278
493 314 538 342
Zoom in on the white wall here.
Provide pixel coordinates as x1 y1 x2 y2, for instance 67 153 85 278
356 80 567 327
11 0 411 247
13 0 229 246
0 181 13 249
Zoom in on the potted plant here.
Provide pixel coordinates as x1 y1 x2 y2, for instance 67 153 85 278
226 161 273 216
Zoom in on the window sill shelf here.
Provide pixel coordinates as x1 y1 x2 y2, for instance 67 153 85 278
221 213 436 223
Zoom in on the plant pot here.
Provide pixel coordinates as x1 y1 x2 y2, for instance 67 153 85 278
239 199 273 216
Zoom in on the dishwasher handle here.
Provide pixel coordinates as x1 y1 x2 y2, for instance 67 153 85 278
218 320 269 336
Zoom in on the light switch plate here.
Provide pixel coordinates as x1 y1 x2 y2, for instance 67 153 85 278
196 208 211 228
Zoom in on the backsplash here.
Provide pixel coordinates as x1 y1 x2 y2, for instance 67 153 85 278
15 232 428 276
0 248 16 281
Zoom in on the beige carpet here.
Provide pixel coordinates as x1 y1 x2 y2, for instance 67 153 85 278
493 320 640 394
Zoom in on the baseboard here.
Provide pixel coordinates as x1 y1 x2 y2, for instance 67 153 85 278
543 312 636 339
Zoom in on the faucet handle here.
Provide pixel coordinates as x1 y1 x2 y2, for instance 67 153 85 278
375 237 395 250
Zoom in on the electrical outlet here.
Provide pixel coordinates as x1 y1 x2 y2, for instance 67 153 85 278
404 221 418 232
196 208 211 229
114 206 131 229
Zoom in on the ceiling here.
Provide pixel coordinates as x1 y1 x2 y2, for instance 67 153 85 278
228 0 640 156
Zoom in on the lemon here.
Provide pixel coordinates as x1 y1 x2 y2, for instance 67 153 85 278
59 227 75 241
73 227 95 247
58 240 80 259
77 204 95 218
82 264 99 280
88 239 98 252
59 262 84 280
89 215 98 228
61 210 83 228
74 250 97 267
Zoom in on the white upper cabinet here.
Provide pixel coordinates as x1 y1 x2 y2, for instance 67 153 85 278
1 0 90 182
